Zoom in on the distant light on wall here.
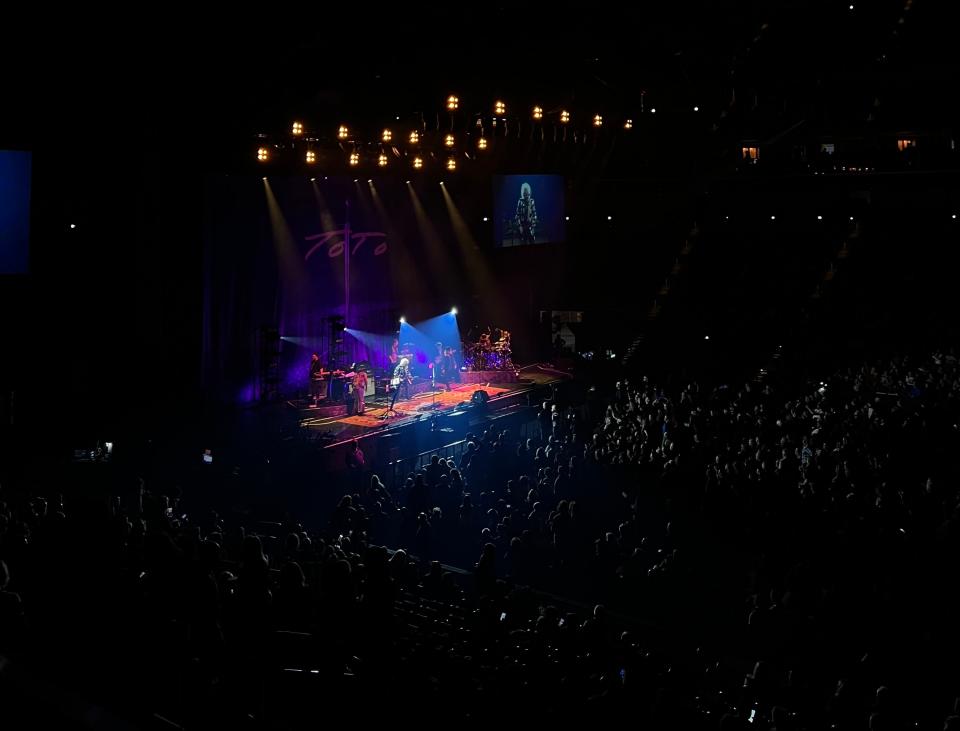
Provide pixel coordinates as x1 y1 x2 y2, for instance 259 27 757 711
482 216 488 222
70 223 76 229
770 215 776 220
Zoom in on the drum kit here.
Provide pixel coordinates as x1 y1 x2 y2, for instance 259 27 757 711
463 329 514 371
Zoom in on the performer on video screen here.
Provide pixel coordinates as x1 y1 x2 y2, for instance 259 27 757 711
516 182 538 244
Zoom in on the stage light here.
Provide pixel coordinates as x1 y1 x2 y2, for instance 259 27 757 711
262 177 267 181
406 179 411 184
367 179 372 183
849 216 854 221
650 107 656 114
494 100 506 115
382 128 392 142
378 153 388 167
770 215 776 220
446 95 459 111
817 215 823 220
257 147 269 161
607 215 612 221
560 110 570 124
70 223 76 229
400 316 406 323
565 216 570 221
446 157 457 171
693 106 699 112
849 3 854 9
292 121 303 136
445 133 455 147
953 214 957 220
482 216 488 222
310 177 315 182
413 156 423 169
439 181 444 185
305 150 316 163
624 119 633 129
477 137 488 150
532 105 543 120
593 114 603 127
349 152 359 166
409 130 419 144
704 335 710 340
451 307 458 315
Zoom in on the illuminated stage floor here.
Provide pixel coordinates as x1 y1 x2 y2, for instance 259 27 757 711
289 365 570 452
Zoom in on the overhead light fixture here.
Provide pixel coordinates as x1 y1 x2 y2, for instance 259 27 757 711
593 114 603 127
477 137 488 150
446 95 459 111
305 150 316 164
291 121 304 136
382 129 393 142
257 147 269 162
378 153 388 167
560 110 570 124
532 106 543 120
349 151 359 166
624 119 633 129
412 157 423 169
494 100 506 115
338 125 349 140
444 133 455 147
409 130 419 144
446 157 457 171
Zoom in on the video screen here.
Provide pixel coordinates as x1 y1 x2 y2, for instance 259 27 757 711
492 174 565 247
0 150 32 274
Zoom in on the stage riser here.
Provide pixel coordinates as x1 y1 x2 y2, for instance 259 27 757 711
458 370 520 384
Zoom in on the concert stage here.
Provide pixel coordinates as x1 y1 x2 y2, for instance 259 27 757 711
289 366 569 471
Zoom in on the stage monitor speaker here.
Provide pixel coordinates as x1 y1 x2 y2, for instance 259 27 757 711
471 389 490 405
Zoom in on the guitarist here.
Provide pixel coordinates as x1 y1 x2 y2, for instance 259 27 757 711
389 357 413 410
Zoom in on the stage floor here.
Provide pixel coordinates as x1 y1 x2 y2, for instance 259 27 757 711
290 365 569 447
